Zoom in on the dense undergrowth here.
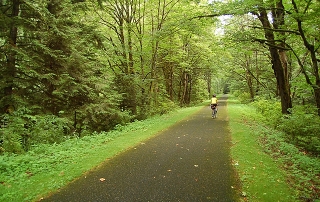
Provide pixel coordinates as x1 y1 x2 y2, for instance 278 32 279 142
229 96 320 201
0 100 177 154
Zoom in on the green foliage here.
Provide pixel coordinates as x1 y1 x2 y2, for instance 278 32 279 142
277 105 320 155
26 115 71 145
249 99 320 155
250 98 282 126
77 103 132 134
232 91 252 104
0 108 71 153
0 115 25 154
150 98 178 116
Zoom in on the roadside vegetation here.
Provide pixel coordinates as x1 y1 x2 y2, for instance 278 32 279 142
0 106 203 202
228 96 320 202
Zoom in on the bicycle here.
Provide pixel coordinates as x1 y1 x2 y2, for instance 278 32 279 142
211 104 217 119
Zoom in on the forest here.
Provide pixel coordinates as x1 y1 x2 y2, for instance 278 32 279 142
0 0 319 157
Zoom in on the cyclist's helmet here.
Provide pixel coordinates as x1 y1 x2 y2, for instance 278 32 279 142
213 94 216 97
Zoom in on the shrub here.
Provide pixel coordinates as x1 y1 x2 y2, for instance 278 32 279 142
0 114 26 153
250 99 282 127
77 103 132 135
27 115 71 146
0 108 71 153
277 105 320 155
237 92 252 103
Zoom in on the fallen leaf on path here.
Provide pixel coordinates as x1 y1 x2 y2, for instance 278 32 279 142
99 178 106 182
194 165 199 167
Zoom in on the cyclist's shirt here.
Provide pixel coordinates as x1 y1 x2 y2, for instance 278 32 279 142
211 97 218 104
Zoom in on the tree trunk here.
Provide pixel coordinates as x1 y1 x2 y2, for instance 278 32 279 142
245 54 255 101
270 47 292 113
162 63 174 101
257 4 292 114
255 50 260 94
3 0 20 113
206 70 211 99
180 71 191 105
246 69 254 101
314 87 320 116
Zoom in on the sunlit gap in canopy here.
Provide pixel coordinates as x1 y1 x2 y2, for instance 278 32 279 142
205 0 233 35
207 0 230 3
214 15 233 35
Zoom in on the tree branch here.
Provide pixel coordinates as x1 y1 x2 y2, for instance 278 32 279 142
252 38 291 51
189 14 222 20
249 26 300 35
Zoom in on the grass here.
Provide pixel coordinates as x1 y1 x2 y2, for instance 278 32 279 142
0 105 203 202
227 98 298 201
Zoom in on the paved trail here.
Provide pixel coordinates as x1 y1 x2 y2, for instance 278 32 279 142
43 96 238 202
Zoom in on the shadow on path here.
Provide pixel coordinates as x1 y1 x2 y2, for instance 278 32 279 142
43 95 239 202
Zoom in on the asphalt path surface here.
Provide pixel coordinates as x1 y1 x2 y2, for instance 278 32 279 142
43 96 239 202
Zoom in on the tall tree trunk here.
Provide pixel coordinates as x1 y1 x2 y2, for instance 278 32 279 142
255 50 260 94
245 54 255 101
206 70 212 99
257 3 292 114
180 71 191 105
246 69 254 101
162 63 174 101
4 0 20 113
314 88 320 116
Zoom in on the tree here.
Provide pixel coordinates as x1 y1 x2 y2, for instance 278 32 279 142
1 0 20 114
250 0 292 114
198 1 293 113
288 0 320 115
222 14 275 101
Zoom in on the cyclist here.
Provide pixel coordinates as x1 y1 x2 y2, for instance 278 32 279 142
210 94 218 118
